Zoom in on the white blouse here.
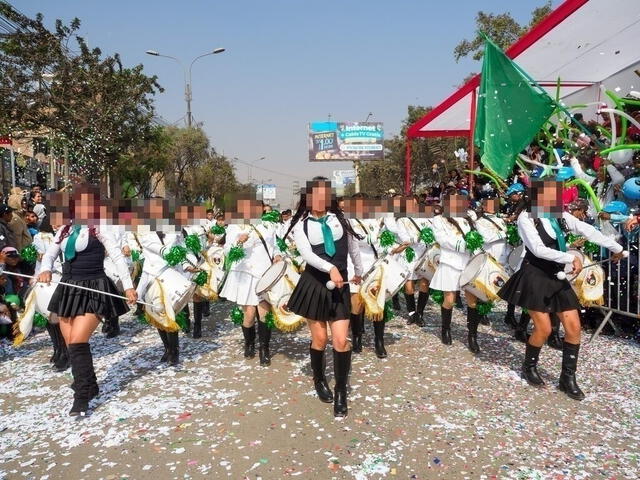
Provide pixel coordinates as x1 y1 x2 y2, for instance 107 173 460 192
518 211 623 264
293 213 363 275
40 226 134 291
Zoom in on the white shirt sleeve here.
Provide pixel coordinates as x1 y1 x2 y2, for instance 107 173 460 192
98 230 134 291
292 220 335 273
562 212 623 253
39 229 63 274
518 212 574 264
432 217 465 252
348 234 363 276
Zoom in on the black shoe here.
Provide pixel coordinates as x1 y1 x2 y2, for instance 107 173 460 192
46 323 59 364
258 320 272 366
242 325 256 358
53 325 70 371
68 343 96 416
202 301 210 317
522 343 544 386
414 291 429 326
105 317 120 338
310 347 333 403
166 332 180 366
404 293 416 319
192 302 203 339
391 294 401 312
373 321 387 359
558 342 585 400
333 349 351 417
158 329 169 363
441 307 453 345
409 312 424 327
467 307 480 354
350 313 363 353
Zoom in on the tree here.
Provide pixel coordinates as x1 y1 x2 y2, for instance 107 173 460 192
163 126 211 201
0 1 162 181
453 2 552 62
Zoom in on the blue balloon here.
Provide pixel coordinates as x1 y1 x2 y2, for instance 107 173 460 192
622 177 640 200
603 200 629 215
556 166 575 182
505 183 525 196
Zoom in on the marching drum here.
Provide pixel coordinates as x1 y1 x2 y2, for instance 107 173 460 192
13 272 62 345
459 253 510 302
194 246 226 301
255 261 304 331
415 245 440 281
143 268 196 331
564 249 604 306
507 244 524 274
361 254 409 301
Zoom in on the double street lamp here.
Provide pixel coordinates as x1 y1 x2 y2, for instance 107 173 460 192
145 47 226 127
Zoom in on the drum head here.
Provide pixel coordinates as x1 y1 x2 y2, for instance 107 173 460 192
459 254 486 286
255 262 287 295
565 249 585 273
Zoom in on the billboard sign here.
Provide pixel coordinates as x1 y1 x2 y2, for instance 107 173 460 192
309 121 383 161
257 184 277 201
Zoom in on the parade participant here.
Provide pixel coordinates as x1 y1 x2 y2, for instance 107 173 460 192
287 177 362 417
220 195 282 366
208 212 226 246
381 195 412 313
37 184 137 416
501 183 527 328
344 194 383 356
430 191 481 353
498 178 623 400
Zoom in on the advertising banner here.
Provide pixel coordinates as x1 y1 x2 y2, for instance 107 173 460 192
309 121 383 161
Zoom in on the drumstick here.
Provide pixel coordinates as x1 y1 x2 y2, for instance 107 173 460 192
1 271 155 307
326 280 359 290
556 251 628 281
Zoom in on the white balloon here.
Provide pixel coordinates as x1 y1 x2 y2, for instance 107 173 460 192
608 149 634 165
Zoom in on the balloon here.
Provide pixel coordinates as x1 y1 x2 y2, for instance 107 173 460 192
602 200 629 216
608 148 634 165
622 177 640 200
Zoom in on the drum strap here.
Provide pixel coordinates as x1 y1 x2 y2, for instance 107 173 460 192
355 219 378 259
251 225 273 262
479 214 504 233
446 217 466 237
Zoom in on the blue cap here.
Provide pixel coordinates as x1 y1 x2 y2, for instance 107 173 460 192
603 200 629 215
505 183 525 196
555 166 575 182
622 177 640 200
459 189 469 196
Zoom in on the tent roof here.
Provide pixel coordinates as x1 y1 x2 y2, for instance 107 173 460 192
408 0 640 138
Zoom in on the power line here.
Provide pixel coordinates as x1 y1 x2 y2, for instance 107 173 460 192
233 158 308 181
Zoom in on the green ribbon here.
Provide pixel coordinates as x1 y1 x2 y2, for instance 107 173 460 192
64 225 81 261
309 216 335 257
548 218 567 252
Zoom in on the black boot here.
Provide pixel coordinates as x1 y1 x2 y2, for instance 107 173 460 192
558 342 585 400
242 325 256 358
46 323 60 364
134 303 144 317
309 346 333 403
546 313 563 350
373 321 387 358
182 306 191 335
455 292 464 310
514 311 530 343
158 329 169 363
192 302 203 339
68 343 98 416
410 291 428 326
166 332 180 366
105 317 120 338
53 324 69 372
467 307 480 354
441 307 453 345
258 320 272 366
404 293 416 321
392 294 401 312
504 303 517 328
203 301 210 317
522 342 544 386
333 349 352 418
350 313 363 353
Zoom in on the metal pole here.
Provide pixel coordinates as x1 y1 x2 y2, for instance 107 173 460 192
9 147 15 188
354 160 361 194
185 82 192 128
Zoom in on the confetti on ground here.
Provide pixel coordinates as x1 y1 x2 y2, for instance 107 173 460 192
0 300 638 478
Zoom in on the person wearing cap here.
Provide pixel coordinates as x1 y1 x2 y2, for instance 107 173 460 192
0 205 17 252
0 247 26 297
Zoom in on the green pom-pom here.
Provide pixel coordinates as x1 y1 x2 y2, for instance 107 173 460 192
20 244 38 264
175 310 188 332
476 301 494 316
163 246 187 266
383 301 394 323
419 227 435 245
193 270 208 286
261 211 280 223
227 245 245 265
405 246 416 263
211 225 225 235
230 306 244 326
276 236 287 252
137 313 148 324
264 311 276 330
464 231 484 253
379 229 397 248
33 312 48 328
430 289 444 305
185 234 202 255
4 294 20 308
506 224 520 247
131 249 142 262
566 233 580 245
584 241 600 256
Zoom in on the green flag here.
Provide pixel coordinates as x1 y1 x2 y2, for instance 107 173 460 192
474 36 555 179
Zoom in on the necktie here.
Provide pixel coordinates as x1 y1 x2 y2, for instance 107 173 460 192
548 218 567 252
64 225 82 261
309 216 336 257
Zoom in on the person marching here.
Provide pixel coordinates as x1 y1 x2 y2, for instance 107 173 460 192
287 177 363 417
219 196 281 366
37 184 137 416
498 178 623 400
430 191 482 353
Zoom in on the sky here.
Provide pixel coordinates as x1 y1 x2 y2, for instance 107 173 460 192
17 0 560 208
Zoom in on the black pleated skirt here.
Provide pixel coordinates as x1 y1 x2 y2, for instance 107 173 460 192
288 266 350 322
498 260 580 313
48 275 130 319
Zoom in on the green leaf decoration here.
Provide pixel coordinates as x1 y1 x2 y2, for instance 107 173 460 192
261 211 281 223
419 227 435 245
379 229 397 248
264 311 276 330
163 246 187 266
230 306 244 326
19 244 38 264
227 245 245 265
476 301 494 316
193 270 208 286
584 241 600 256
33 312 48 328
464 231 484 253
131 249 142 262
566 233 580 245
405 246 416 263
506 224 520 247
430 289 444 305
211 225 226 235
185 234 202 255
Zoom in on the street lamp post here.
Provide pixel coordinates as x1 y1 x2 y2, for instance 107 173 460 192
248 156 265 184
145 48 225 127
